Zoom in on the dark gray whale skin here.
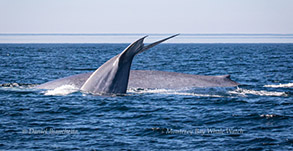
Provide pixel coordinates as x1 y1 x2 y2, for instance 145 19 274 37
35 70 239 90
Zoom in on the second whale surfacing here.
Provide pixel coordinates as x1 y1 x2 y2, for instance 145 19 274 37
35 34 239 95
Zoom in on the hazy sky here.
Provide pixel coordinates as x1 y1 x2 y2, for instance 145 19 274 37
0 0 292 34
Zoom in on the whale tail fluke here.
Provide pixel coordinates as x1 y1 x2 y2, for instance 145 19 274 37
80 34 179 94
120 34 180 59
119 36 148 62
138 34 180 54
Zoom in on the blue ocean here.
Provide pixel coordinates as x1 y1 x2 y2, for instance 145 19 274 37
0 34 292 150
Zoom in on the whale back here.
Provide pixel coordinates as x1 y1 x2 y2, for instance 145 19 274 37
35 70 239 90
128 70 239 89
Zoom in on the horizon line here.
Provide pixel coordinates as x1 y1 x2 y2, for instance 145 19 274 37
1 33 293 36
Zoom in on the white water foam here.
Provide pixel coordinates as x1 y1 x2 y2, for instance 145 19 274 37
43 85 79 96
129 87 288 97
228 87 287 97
128 88 223 97
264 83 293 88
260 114 277 119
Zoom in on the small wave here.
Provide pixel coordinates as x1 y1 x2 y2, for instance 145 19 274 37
128 88 223 97
0 83 38 88
264 83 293 88
228 88 288 97
0 83 38 93
260 114 278 119
43 85 79 96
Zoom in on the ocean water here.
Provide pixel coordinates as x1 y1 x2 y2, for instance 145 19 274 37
0 35 293 150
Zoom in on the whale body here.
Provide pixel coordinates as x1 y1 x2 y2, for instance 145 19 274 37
35 34 239 94
35 70 239 90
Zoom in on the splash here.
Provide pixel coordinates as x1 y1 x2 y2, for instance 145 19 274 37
1 82 288 97
264 83 293 88
228 87 288 97
128 88 223 97
43 85 79 96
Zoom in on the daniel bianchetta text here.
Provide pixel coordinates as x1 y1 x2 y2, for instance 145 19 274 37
152 128 244 135
22 128 78 135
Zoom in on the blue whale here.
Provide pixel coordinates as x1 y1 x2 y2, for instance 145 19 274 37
35 34 239 94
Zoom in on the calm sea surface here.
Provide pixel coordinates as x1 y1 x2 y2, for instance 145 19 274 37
0 34 292 150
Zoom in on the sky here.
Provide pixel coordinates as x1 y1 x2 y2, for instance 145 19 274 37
0 0 292 34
